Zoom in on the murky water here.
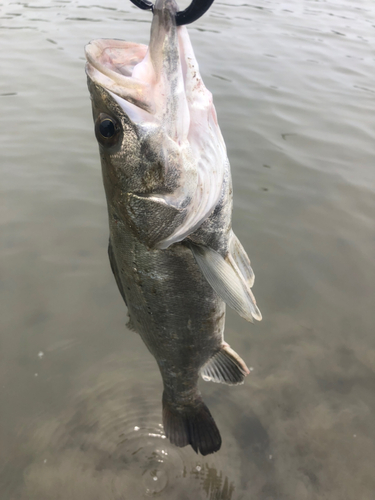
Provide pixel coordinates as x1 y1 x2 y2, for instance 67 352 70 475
1 0 375 498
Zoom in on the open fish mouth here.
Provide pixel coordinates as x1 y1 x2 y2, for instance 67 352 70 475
85 0 227 249
85 40 152 114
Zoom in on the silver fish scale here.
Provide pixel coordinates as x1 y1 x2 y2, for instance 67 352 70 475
85 0 261 455
109 219 225 386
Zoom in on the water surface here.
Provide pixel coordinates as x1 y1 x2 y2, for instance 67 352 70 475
1 0 375 499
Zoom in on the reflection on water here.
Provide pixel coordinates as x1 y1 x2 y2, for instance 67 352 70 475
1 0 375 499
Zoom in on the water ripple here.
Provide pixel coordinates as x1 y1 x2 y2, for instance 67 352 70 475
4 353 237 499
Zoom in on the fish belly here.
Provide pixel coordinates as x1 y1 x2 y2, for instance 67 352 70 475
109 220 225 380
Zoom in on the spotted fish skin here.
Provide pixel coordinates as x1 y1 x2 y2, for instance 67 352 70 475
85 0 261 455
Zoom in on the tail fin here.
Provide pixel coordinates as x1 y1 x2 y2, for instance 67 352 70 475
162 392 221 456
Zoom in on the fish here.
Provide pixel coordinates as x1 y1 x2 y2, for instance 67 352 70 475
85 0 261 456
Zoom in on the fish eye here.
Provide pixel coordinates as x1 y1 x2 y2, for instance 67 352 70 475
95 113 120 146
99 118 115 138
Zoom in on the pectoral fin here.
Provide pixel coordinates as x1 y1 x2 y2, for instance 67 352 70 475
189 237 262 322
228 231 255 288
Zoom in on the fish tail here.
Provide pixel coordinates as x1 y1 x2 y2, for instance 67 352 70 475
162 391 221 456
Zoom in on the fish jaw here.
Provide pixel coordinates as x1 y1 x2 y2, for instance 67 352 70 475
85 39 152 112
85 0 227 249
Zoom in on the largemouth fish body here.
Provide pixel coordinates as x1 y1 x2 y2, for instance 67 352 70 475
86 0 261 455
109 220 226 401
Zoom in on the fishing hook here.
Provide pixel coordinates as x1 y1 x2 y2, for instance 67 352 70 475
129 0 215 26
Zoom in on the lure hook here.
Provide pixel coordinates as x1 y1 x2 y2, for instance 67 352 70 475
129 0 215 26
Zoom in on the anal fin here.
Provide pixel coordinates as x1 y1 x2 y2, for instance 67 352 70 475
200 343 250 385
